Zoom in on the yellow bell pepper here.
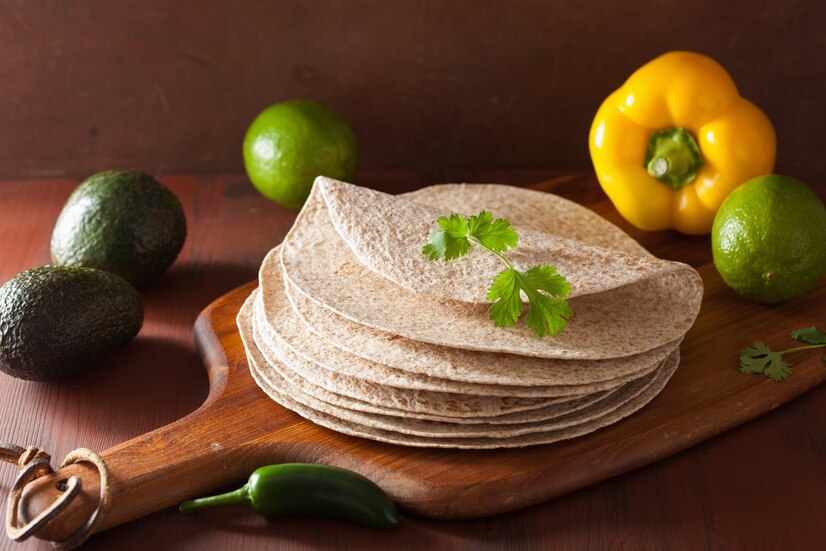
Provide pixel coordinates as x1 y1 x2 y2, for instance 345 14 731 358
589 51 776 235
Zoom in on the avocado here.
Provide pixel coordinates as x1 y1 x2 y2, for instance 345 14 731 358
50 170 187 288
0 266 143 381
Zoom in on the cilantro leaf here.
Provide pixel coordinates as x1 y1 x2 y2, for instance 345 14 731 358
738 328 826 382
738 341 793 381
486 269 523 328
521 264 572 298
423 211 572 338
790 327 826 345
486 265 572 337
422 211 519 261
422 214 471 261
789 327 826 369
738 341 774 374
466 211 518 253
763 356 794 382
524 288 574 338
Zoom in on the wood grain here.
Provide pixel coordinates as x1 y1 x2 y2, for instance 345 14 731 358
0 0 824 180
1 172 826 550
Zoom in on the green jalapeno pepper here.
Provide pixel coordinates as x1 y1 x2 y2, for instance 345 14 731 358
179 463 399 530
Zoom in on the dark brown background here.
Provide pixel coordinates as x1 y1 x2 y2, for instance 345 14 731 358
1 2 826 550
0 0 824 181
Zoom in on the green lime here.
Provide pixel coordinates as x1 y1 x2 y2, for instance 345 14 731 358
712 174 826 303
243 100 359 209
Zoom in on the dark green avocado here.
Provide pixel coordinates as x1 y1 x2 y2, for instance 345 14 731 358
50 170 187 288
0 266 143 381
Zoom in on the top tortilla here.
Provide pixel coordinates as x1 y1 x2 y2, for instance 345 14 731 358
316 178 688 303
403 183 651 257
256 184 674 391
279 180 703 360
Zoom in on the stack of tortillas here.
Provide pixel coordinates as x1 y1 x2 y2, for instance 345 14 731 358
238 177 703 449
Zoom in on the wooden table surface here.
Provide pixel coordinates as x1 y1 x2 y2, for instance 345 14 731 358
1 171 825 550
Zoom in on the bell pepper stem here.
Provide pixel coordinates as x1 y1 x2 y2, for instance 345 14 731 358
179 485 251 514
647 156 670 178
644 127 703 190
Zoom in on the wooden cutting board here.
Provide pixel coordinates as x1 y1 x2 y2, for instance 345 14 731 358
17 188 826 544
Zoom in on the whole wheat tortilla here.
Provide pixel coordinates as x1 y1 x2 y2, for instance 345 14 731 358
403 183 651 257
280 181 702 359
253 293 604 412
243 296 663 436
251 293 588 418
317 178 684 302
238 295 681 448
240 181 694 448
251 330 662 438
258 247 673 393
251 293 623 425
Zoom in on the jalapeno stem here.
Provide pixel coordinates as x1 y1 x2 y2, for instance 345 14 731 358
644 127 703 190
179 485 251 514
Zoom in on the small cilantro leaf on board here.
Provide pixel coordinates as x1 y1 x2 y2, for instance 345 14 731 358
423 211 571 337
790 327 826 345
739 342 778 375
763 356 794 382
739 327 826 382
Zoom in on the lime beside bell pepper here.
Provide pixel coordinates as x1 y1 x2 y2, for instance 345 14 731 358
589 51 777 235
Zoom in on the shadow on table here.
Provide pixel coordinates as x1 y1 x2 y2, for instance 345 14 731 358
107 507 460 551
18 336 209 445
141 259 260 321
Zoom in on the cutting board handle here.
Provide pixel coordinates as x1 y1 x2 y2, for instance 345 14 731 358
14 311 294 543
17 408 259 542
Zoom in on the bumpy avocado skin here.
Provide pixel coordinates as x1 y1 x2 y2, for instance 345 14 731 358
50 170 187 288
0 266 144 381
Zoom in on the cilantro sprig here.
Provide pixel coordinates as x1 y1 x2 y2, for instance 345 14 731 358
739 326 826 382
422 211 572 337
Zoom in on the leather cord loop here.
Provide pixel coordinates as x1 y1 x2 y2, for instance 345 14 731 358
2 443 109 550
